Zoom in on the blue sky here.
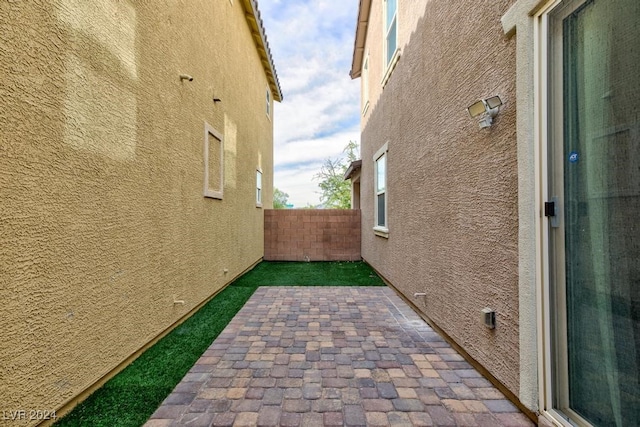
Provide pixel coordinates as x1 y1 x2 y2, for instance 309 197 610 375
259 0 361 207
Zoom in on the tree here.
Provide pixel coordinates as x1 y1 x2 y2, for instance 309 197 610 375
273 188 290 209
314 141 360 209
343 140 359 162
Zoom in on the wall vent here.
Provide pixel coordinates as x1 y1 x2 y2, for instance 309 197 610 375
481 308 496 329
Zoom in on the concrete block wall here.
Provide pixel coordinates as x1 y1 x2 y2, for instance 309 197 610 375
264 210 361 261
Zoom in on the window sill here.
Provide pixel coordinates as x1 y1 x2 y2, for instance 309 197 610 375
381 48 401 88
373 226 389 238
204 191 223 200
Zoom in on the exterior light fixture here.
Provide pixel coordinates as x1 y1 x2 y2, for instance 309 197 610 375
467 95 503 128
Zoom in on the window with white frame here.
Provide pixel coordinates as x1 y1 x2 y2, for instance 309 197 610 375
204 122 223 199
374 144 388 234
384 0 398 67
266 87 271 118
362 54 370 114
256 169 263 206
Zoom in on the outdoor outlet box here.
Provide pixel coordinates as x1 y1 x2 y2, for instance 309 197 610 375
481 308 496 329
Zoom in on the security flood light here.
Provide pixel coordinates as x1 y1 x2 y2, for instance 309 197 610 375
485 96 502 109
467 95 503 128
467 100 487 118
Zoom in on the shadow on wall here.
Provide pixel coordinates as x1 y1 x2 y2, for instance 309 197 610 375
2 0 271 419
357 0 519 400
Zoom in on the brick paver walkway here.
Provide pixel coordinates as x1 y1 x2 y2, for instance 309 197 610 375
145 287 534 426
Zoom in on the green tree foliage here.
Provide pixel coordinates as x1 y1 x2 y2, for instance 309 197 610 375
314 141 359 209
273 188 290 209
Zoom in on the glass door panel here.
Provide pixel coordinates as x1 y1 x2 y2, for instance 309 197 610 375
549 0 640 425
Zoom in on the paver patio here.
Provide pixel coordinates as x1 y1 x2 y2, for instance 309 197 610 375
145 287 534 426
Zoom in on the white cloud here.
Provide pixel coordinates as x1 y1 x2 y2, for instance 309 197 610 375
260 0 361 207
276 129 360 169
274 127 360 207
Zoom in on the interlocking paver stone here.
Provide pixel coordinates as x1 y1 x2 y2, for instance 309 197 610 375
279 412 301 427
301 412 324 427
426 405 457 426
392 398 425 412
257 406 280 427
230 398 261 412
323 411 344 426
377 382 399 399
484 399 520 413
178 413 214 427
475 412 502 426
144 287 534 426
282 398 311 413
245 387 264 399
362 398 394 412
186 398 210 413
313 398 343 412
435 386 458 399
452 412 478 426
262 387 283 405
359 386 379 399
409 411 434 426
495 412 537 426
210 412 235 427
366 411 389 426
284 387 303 399
230 411 257 427
388 411 413 426
344 404 367 426
162 392 196 405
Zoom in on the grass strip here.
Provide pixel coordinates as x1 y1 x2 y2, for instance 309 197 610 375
56 261 384 426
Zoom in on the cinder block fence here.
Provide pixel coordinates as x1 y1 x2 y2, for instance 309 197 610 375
264 209 361 261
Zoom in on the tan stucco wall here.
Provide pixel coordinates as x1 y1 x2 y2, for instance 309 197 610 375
0 0 275 419
357 0 524 403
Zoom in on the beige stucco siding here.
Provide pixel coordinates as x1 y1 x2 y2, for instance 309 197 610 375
358 0 522 398
0 0 274 417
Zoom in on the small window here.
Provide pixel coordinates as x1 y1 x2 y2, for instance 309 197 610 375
256 169 263 206
362 54 370 114
374 144 388 235
384 0 398 67
266 87 271 118
204 123 223 199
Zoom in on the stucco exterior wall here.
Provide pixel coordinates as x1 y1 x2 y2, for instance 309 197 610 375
0 0 276 419
357 0 522 402
264 209 361 261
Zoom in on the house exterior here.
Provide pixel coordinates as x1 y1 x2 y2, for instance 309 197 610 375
350 1 638 426
344 159 362 209
0 0 281 420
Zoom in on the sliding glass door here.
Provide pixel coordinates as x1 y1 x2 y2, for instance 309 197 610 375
548 0 639 425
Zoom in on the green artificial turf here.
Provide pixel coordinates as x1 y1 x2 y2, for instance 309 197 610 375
233 260 385 287
56 261 384 427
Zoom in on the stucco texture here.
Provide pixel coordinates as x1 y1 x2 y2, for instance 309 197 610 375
0 0 275 419
358 0 522 400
